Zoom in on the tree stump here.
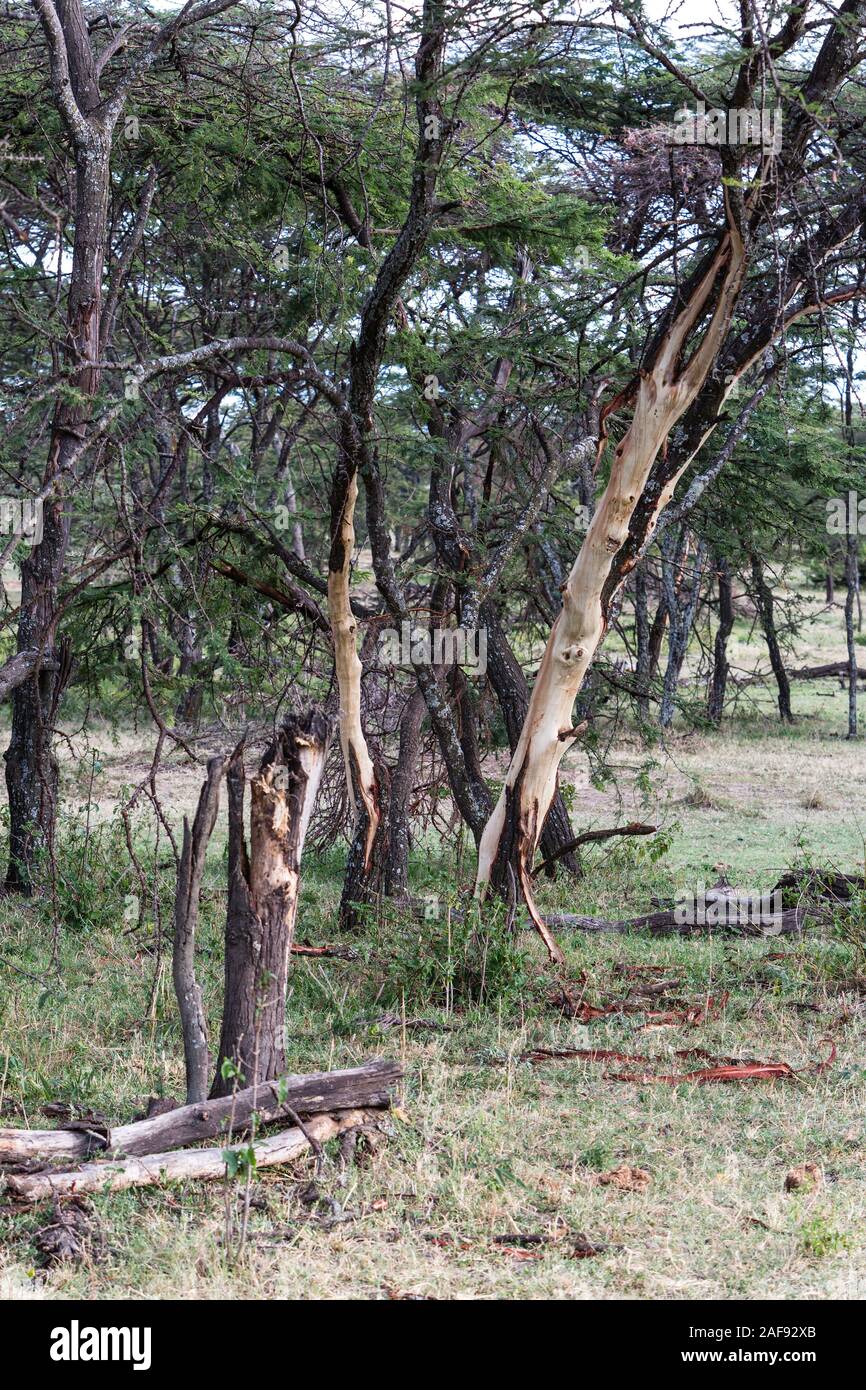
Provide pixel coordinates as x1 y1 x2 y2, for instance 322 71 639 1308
212 711 332 1096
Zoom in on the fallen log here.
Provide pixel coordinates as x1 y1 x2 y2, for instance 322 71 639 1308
542 904 807 938
773 870 864 902
0 1058 399 1162
4 1108 370 1202
740 661 866 686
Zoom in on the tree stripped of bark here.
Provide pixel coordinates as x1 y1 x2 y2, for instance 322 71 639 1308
474 2 866 958
212 712 331 1095
476 199 747 961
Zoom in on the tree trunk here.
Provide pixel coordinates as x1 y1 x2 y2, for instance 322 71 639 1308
634 563 651 717
384 688 425 898
328 1 448 927
844 300 860 738
660 530 707 729
173 755 225 1104
4 130 109 891
483 602 579 875
212 712 331 1096
845 532 860 739
749 553 793 723
707 554 734 724
475 214 747 957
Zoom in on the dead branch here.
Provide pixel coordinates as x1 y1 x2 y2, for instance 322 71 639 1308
5 1109 372 1202
0 1059 400 1162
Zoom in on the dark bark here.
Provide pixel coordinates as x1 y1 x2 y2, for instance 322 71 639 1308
707 554 734 724
845 534 859 738
844 300 860 738
749 553 793 722
544 901 807 938
4 4 114 891
173 755 225 1104
634 563 651 717
0 649 56 705
530 821 656 879
660 528 707 729
338 744 388 931
0 1059 400 1161
384 689 425 898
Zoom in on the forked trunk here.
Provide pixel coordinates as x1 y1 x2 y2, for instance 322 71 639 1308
749 553 793 723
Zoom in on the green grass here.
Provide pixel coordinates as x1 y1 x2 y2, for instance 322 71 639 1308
1 826 865 1300
0 583 864 1299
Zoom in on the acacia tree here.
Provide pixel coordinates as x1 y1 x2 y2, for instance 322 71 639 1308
474 0 866 956
2 0 241 893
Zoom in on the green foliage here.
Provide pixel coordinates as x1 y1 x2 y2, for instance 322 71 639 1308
799 1216 852 1259
364 897 532 1013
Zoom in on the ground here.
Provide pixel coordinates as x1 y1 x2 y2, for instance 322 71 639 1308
0 585 864 1300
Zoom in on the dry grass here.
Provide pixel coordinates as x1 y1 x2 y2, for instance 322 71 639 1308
0 585 864 1300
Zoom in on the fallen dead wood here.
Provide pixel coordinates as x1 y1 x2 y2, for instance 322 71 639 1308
522 1040 836 1082
740 661 866 686
549 986 728 1026
4 1108 371 1202
291 942 358 959
773 870 864 902
0 1059 399 1162
542 903 807 938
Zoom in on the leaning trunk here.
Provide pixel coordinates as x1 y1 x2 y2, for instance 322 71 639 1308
749 553 793 723
483 601 579 875
475 215 747 958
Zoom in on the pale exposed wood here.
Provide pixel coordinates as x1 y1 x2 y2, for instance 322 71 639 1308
5 1109 371 1202
327 471 380 871
0 1059 400 1162
212 713 331 1093
475 201 748 959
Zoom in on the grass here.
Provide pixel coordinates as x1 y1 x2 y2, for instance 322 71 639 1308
0 584 864 1299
